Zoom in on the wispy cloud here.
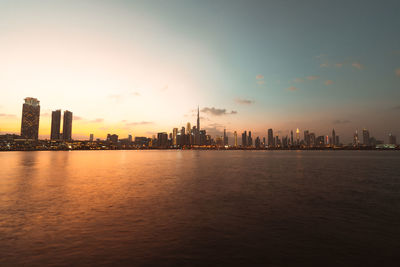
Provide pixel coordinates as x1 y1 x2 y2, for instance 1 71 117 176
333 119 351 124
256 74 264 80
320 63 329 68
395 68 400 77
235 98 255 105
74 116 83 120
351 62 364 70
201 107 237 116
90 118 104 123
306 76 319 80
287 86 298 91
0 113 16 118
126 121 153 126
294 78 304 83
335 63 343 68
325 80 334 85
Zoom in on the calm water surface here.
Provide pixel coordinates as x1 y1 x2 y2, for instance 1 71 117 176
1 151 400 266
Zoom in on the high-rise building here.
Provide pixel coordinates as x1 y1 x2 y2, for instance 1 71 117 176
62 110 73 141
362 129 370 146
90 134 94 142
157 132 168 148
353 130 359 146
248 131 253 147
296 128 300 144
223 128 228 146
186 122 191 135
309 133 316 147
268 129 274 147
172 128 178 146
304 130 310 147
20 97 40 140
332 129 336 146
195 107 201 145
50 109 61 140
255 137 261 149
128 134 132 143
389 133 397 145
242 131 247 147
290 130 294 146
234 131 238 147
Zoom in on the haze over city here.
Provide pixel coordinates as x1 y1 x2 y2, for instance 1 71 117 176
1 0 400 142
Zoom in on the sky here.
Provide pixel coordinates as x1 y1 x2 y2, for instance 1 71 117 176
0 0 399 143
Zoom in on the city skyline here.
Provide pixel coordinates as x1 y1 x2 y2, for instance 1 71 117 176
0 1 400 142
4 97 398 147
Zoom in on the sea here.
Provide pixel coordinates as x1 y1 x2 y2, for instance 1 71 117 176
1 150 399 266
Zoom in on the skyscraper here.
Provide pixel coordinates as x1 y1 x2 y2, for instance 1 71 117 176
296 128 300 144
268 128 274 147
90 134 94 142
353 130 359 146
63 110 73 141
50 109 61 140
223 128 228 146
332 129 336 146
248 131 253 147
21 97 40 140
290 130 294 146
186 122 191 135
304 130 310 147
234 131 238 147
197 106 200 133
362 129 370 146
389 133 397 145
173 128 178 146
242 131 247 147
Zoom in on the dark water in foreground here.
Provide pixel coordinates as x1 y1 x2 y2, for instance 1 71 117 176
1 151 399 266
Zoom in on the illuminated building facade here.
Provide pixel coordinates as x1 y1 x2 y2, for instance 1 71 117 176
20 97 40 140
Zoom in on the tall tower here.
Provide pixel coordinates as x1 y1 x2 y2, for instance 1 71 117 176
332 129 336 146
63 110 73 141
197 106 200 132
21 97 40 140
51 109 61 140
296 128 300 144
234 131 238 147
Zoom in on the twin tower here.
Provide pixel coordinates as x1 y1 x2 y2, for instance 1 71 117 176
20 97 73 141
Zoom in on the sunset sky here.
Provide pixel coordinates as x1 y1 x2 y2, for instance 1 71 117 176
0 0 399 142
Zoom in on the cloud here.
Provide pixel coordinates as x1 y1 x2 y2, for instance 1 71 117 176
235 98 255 105
287 86 298 91
325 80 334 85
335 63 343 68
294 78 304 83
131 91 140 96
126 121 153 126
201 107 237 116
74 116 83 120
352 62 364 69
395 68 400 77
256 80 265 85
0 113 16 118
256 74 264 80
306 76 319 80
333 119 351 124
320 63 329 68
90 118 104 123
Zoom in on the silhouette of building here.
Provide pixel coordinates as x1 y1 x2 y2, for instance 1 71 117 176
362 129 370 146
353 129 359 146
234 131 238 147
242 131 247 147
62 110 73 141
20 97 40 140
223 128 228 146
50 109 61 140
290 130 294 146
255 136 261 148
268 129 274 147
304 130 310 147
296 128 300 144
332 129 336 146
90 134 94 142
248 131 253 147
157 132 168 148
389 133 396 145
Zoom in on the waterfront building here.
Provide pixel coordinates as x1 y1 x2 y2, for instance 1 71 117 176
362 129 370 146
296 128 300 145
50 109 61 140
332 129 336 146
62 110 73 141
234 131 238 147
268 128 274 147
242 131 247 147
90 134 94 142
172 128 178 146
389 133 397 145
20 97 40 140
